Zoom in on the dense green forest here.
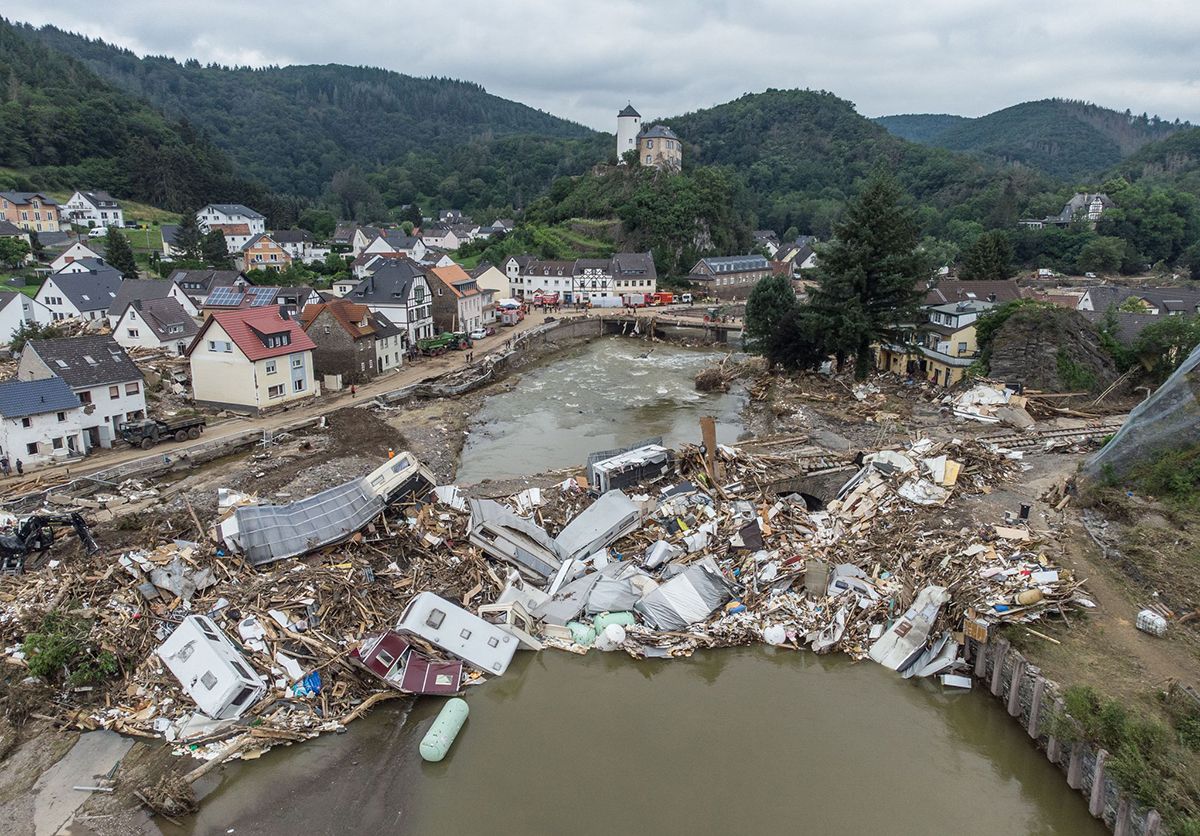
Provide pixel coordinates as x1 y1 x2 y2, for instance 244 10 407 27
1112 127 1200 197
873 114 969 143
919 99 1192 181
0 19 302 225
19 23 594 197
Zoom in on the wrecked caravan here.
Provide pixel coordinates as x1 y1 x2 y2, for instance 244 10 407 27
588 442 674 493
555 490 642 561
219 453 434 567
398 592 519 675
156 615 266 720
350 630 464 694
467 498 567 582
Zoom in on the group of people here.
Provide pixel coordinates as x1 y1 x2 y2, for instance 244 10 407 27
0 455 23 476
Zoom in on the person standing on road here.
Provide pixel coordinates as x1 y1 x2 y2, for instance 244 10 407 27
0 457 8 477
15 459 23 476
350 385 356 398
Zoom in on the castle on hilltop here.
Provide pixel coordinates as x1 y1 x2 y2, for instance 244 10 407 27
616 104 682 172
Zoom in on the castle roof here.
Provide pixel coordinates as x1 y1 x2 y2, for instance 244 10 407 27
640 125 678 140
618 104 641 118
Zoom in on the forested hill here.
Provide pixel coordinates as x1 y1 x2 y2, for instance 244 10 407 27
18 23 595 197
873 113 968 143
0 19 299 223
1111 127 1200 197
919 99 1192 181
659 89 1042 237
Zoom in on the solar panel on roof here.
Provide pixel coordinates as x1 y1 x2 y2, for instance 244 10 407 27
249 288 279 306
206 286 245 307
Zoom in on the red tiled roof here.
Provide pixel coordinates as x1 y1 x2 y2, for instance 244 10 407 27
300 299 375 339
209 223 251 236
921 280 1024 306
191 307 316 361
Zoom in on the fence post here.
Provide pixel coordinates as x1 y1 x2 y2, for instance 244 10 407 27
990 639 1010 696
1027 676 1045 738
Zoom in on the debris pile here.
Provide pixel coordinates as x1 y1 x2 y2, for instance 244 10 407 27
0 432 1094 772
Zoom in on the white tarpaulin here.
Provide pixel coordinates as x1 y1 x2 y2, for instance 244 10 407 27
635 556 732 631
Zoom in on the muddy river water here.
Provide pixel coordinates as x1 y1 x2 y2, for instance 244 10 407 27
455 336 745 483
155 338 1105 836
161 648 1105 836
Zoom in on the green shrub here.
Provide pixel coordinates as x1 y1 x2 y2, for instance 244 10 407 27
21 610 119 686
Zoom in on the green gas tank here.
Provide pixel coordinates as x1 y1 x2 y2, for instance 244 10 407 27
420 697 469 762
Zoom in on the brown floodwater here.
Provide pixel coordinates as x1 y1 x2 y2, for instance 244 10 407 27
155 647 1107 836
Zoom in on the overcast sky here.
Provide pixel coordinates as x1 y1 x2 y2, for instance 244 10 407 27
16 1 1200 129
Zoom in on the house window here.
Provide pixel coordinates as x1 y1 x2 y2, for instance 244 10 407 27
268 383 285 399
265 360 277 375
21 417 32 428
79 391 91 404
56 411 66 422
957 342 968 354
293 378 306 393
126 382 139 396
52 437 63 449
127 329 139 338
647 140 654 149
291 356 303 369
645 155 652 165
109 386 120 400
26 442 37 455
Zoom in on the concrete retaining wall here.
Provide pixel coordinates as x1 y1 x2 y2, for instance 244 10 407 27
972 638 1165 835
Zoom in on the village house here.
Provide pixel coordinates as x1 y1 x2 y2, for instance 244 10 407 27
188 307 317 414
270 229 316 263
333 225 371 258
331 276 363 297
428 264 484 333
520 260 574 300
209 224 254 253
0 220 32 263
686 255 773 299
107 278 200 327
19 335 146 450
167 269 247 306
877 298 997 387
346 261 434 346
572 259 614 302
160 224 182 258
200 283 282 318
753 230 780 257
36 265 123 322
112 298 199 355
420 251 456 269
0 291 51 345
48 241 102 273
198 204 266 236
420 225 462 251
1076 285 1200 317
639 125 683 171
1019 192 1115 229
611 252 658 296
0 377 84 466
275 287 321 319
62 191 124 230
299 298 400 385
238 233 293 273
0 192 61 233
469 262 508 323
438 210 470 224
776 244 818 275
503 255 535 297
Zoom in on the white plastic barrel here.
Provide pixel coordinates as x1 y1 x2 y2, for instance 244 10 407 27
763 625 787 646
594 623 626 651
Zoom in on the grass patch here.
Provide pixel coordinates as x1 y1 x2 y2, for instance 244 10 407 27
119 228 163 251
1050 684 1200 830
452 253 482 269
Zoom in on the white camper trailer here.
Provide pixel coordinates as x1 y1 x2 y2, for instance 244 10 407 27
156 615 266 719
397 591 519 675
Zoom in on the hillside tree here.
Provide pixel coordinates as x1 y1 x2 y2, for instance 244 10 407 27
0 236 31 268
958 231 1015 281
744 272 800 357
104 227 139 279
202 230 232 269
174 211 204 261
806 172 932 379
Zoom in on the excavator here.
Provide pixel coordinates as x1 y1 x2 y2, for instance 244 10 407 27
0 513 99 574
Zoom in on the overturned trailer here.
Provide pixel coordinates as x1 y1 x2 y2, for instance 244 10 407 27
467 498 568 582
397 592 519 675
555 490 642 561
588 441 674 493
218 453 434 567
350 630 464 694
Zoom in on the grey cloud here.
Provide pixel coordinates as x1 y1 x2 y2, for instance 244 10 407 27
17 0 1200 129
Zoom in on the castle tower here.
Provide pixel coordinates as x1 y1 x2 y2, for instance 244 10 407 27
616 103 641 163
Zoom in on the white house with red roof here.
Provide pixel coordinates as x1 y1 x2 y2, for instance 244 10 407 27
186 307 317 413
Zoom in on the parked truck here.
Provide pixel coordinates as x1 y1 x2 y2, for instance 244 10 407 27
417 333 466 356
119 416 206 450
622 293 646 307
647 292 674 306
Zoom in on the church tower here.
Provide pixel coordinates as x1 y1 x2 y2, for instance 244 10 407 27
616 104 641 163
